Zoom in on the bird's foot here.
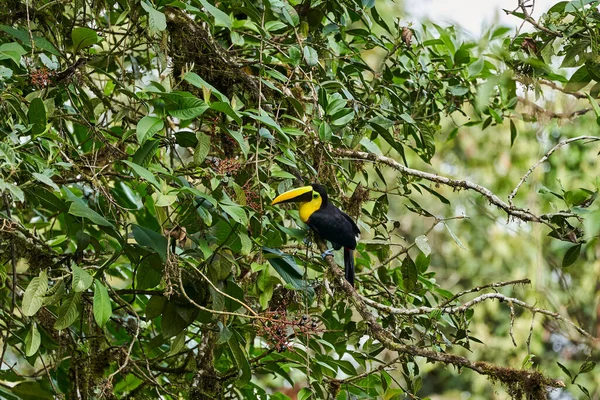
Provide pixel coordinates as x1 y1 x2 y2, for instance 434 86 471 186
303 236 312 246
320 249 334 259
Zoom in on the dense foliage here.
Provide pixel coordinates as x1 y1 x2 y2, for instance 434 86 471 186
0 0 599 398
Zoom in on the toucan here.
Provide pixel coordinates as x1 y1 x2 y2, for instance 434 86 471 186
271 183 360 286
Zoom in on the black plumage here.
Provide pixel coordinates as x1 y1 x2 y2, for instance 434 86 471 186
305 184 360 286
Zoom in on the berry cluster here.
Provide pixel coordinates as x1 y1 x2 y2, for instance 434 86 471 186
30 67 54 88
242 179 260 211
207 157 241 176
257 308 320 353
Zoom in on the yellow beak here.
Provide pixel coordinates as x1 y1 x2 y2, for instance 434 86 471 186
271 186 313 205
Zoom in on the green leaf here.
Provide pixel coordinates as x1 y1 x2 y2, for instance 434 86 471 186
401 256 418 292
298 388 312 400
169 331 187 356
161 302 198 338
228 332 251 385
288 46 302 66
0 143 17 166
24 323 41 357
557 361 572 380
263 247 307 291
562 243 581 267
282 1 300 26
141 1 167 33
468 58 485 78
183 72 228 102
32 172 60 192
211 101 242 124
132 139 160 167
399 113 416 124
265 21 287 31
163 92 209 120
0 42 26 65
198 0 232 29
244 110 284 134
155 193 177 207
146 295 166 319
28 98 47 126
226 128 250 157
415 235 431 257
585 93 600 119
194 133 211 165
54 292 82 330
510 119 518 147
565 65 590 92
0 25 60 56
22 270 48 316
221 203 248 225
72 264 94 292
0 180 25 203
10 381 53 399
318 122 332 141
303 46 318 66
71 27 98 51
331 109 355 126
69 201 113 227
444 222 466 249
93 280 112 327
223 280 246 312
122 160 161 189
132 224 168 262
578 360 596 375
136 116 164 144
0 65 12 80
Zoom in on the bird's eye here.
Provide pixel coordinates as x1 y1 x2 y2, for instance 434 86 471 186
313 193 318 198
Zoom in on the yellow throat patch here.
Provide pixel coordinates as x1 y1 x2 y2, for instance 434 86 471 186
299 193 322 223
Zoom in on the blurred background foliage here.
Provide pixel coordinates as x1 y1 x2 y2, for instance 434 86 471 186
0 0 599 399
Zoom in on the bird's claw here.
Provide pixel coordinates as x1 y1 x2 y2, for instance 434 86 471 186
320 249 334 259
303 236 312 246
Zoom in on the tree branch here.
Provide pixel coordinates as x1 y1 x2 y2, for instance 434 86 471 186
334 148 564 223
360 293 595 341
506 0 563 37
518 96 591 120
318 243 566 394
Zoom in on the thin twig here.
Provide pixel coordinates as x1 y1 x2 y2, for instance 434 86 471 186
509 135 600 205
440 278 531 307
185 261 260 318
176 266 267 321
518 96 591 120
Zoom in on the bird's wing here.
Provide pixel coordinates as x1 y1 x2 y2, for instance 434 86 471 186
341 210 360 237
307 205 358 249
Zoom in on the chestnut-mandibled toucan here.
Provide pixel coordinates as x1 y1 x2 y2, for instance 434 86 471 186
271 183 360 286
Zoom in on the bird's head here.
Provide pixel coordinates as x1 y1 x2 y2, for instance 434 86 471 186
271 183 328 207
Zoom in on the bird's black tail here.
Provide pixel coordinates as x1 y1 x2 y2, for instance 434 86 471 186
344 247 355 287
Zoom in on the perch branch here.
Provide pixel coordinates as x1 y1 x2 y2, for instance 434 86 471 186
318 243 566 392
